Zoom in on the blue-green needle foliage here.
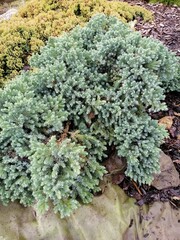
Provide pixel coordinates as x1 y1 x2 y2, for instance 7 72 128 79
0 14 179 217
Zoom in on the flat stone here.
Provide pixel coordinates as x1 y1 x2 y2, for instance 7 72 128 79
0 8 18 22
152 151 180 190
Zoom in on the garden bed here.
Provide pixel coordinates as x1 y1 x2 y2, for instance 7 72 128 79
0 1 179 239
112 0 180 208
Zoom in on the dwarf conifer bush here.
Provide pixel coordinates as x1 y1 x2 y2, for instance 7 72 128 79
0 0 153 86
0 14 179 217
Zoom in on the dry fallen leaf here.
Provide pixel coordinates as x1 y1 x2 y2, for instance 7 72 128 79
158 116 174 130
174 112 180 117
112 174 125 185
171 196 180 201
88 111 95 120
173 159 180 164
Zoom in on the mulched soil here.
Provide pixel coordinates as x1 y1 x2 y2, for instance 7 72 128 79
122 0 180 56
113 0 180 207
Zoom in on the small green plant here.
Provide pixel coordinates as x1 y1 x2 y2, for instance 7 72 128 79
0 14 179 217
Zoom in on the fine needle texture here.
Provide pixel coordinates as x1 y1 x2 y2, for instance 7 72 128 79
0 14 179 217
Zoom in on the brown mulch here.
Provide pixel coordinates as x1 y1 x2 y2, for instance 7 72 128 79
130 91 180 207
121 0 180 56
159 92 180 173
108 0 180 207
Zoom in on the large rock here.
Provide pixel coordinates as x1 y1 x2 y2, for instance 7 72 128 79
152 151 180 190
0 8 17 22
0 184 180 240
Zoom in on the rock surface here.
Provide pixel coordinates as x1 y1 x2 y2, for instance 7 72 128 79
0 184 179 240
0 8 17 22
152 151 180 190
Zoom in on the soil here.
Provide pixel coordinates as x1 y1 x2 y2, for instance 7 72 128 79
115 0 180 208
122 0 180 56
